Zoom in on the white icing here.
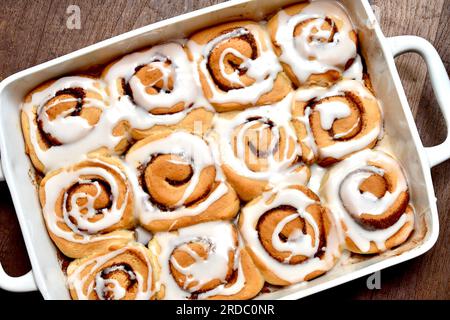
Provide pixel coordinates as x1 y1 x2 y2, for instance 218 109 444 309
239 187 340 283
323 149 412 252
22 76 124 172
307 164 327 193
94 265 134 300
275 1 361 83
343 54 363 81
67 245 154 300
124 131 229 225
135 226 153 245
150 221 247 299
104 43 197 113
315 100 351 130
103 42 214 132
209 93 309 188
42 158 130 243
271 214 316 260
321 127 380 159
187 24 283 105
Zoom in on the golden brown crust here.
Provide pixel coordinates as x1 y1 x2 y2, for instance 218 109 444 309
344 206 415 254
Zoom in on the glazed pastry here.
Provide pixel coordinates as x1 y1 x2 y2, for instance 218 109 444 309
125 131 239 232
238 185 340 286
39 156 135 258
209 94 310 201
67 242 157 300
188 20 292 112
102 42 213 140
267 1 362 87
21 76 129 173
149 221 264 300
323 149 414 254
292 79 382 166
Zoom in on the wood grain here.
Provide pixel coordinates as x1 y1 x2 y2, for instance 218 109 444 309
0 0 448 300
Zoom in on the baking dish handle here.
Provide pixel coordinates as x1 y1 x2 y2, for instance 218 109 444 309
0 159 37 292
388 35 450 168
0 265 37 292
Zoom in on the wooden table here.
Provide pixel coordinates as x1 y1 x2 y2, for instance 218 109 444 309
0 0 448 300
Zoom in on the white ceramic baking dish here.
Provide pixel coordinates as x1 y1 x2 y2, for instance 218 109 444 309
0 0 448 300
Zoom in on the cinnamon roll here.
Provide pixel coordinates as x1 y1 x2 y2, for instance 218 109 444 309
125 131 239 232
292 79 383 166
267 1 362 87
188 21 292 112
149 221 264 300
239 185 340 286
39 156 135 258
102 42 213 140
67 242 157 300
209 94 310 201
21 76 129 173
323 149 414 254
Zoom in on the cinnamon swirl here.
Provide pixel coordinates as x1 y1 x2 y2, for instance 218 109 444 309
267 1 362 87
323 149 414 254
125 131 239 232
239 185 340 285
188 21 292 112
102 42 213 140
21 76 129 173
209 94 310 201
67 242 157 300
292 79 383 166
39 156 135 258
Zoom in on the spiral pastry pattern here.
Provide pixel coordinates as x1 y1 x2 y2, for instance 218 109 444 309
239 185 340 286
267 1 362 87
39 156 135 258
21 76 129 173
125 131 239 232
149 221 264 300
103 42 213 140
323 149 414 254
209 94 310 201
188 21 292 112
292 79 382 166
67 242 156 300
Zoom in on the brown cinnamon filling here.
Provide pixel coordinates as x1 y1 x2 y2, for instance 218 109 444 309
37 87 86 147
245 117 279 159
121 58 188 115
294 17 338 46
65 178 113 232
96 263 138 300
206 28 258 91
309 93 363 141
